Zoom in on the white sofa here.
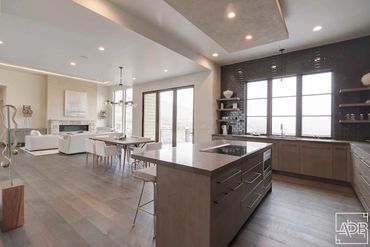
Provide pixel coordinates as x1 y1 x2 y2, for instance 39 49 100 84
58 132 122 154
25 135 59 151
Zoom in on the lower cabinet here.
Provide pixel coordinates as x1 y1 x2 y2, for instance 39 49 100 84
301 143 332 178
278 142 300 173
352 151 370 212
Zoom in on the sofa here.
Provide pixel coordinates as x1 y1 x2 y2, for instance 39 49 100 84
58 132 122 154
25 134 59 151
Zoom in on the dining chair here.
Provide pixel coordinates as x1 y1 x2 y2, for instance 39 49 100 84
131 142 162 170
94 140 122 169
84 138 95 167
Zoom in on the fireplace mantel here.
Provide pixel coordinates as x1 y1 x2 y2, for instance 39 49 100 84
49 120 96 134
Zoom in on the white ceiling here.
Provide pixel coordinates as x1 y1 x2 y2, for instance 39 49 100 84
110 0 370 65
163 0 288 52
0 0 370 85
0 0 206 85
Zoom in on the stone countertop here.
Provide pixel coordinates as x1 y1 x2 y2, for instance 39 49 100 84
212 134 351 144
131 140 272 176
351 142 370 163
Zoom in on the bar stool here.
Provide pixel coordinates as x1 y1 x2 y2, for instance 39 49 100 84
132 166 157 238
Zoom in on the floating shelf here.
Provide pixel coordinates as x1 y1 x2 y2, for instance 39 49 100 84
339 87 370 93
339 103 370 108
216 108 241 111
217 97 241 102
339 120 370 124
217 119 244 123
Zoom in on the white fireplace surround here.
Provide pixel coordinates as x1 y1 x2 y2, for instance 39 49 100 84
49 120 96 135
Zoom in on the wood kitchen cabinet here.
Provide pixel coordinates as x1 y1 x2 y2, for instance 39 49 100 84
278 141 300 173
301 143 332 178
332 144 351 182
351 146 370 211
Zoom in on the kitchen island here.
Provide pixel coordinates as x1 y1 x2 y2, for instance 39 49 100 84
132 140 272 247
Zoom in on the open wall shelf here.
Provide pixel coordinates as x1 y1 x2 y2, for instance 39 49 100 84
339 120 370 124
339 103 370 108
339 87 370 93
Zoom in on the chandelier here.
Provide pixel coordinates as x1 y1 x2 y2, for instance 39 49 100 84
105 66 135 106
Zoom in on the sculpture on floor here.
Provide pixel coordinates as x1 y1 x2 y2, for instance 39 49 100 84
0 105 18 174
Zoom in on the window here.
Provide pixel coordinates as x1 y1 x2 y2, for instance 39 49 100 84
113 90 123 132
125 88 133 136
143 93 157 140
302 72 332 137
143 86 194 146
272 76 297 136
246 80 267 134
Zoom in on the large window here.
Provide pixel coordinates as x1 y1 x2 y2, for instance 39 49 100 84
125 88 133 136
246 80 267 134
113 90 123 132
143 86 194 146
113 88 133 135
302 72 332 137
272 76 296 136
244 72 332 137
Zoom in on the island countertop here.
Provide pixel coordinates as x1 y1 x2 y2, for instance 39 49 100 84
131 140 271 175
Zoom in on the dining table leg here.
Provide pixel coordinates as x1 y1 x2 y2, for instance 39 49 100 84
123 145 127 171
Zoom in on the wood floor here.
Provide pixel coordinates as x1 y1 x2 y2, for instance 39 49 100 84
0 150 364 247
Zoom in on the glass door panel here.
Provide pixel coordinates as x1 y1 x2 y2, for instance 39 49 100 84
176 88 193 144
143 93 157 140
159 91 173 147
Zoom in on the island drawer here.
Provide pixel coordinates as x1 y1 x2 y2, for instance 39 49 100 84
213 165 242 199
241 163 263 198
263 169 272 192
240 180 264 221
241 152 263 172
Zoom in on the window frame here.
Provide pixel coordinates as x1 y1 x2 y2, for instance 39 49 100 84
112 88 133 135
142 85 195 146
244 71 333 138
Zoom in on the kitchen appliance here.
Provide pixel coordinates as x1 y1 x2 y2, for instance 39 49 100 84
200 144 247 157
222 125 228 135
263 149 272 175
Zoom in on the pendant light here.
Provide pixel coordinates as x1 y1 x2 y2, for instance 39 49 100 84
279 48 285 81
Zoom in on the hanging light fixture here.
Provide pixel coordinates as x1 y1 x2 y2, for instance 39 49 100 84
279 48 285 81
105 66 136 107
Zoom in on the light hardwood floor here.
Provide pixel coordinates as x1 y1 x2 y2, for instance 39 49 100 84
0 150 364 247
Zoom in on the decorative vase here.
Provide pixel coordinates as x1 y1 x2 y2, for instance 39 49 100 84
361 72 370 86
223 90 234 99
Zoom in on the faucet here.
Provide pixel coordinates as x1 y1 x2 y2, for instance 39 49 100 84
280 123 284 136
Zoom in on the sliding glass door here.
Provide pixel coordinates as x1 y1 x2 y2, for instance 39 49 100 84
143 86 194 146
176 88 193 144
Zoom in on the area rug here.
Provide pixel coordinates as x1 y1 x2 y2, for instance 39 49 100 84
20 147 59 156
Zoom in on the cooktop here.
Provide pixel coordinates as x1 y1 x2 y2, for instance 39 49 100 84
200 144 247 157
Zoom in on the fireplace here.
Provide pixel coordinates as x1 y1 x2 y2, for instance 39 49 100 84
59 125 89 132
49 120 96 134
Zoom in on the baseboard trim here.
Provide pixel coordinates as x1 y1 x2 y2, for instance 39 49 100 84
272 170 352 187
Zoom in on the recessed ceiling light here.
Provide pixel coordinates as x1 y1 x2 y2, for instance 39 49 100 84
0 41 3 45
212 53 219 57
227 12 236 19
98 46 105 51
132 77 136 80
164 69 168 73
70 62 76 66
245 35 252 40
313 26 322 31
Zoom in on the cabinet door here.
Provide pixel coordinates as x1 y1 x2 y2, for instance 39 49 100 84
301 143 332 178
271 142 279 170
332 145 350 182
278 142 300 173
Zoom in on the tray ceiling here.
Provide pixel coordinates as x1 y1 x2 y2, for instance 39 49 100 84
163 0 288 52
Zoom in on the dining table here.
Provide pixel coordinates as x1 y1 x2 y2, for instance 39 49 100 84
89 136 154 167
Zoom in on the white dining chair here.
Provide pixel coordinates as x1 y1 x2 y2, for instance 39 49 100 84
84 138 95 167
94 140 122 169
131 142 162 170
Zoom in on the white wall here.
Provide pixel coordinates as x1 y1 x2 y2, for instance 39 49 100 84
46 75 98 121
96 85 111 128
0 67 47 128
133 70 220 144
